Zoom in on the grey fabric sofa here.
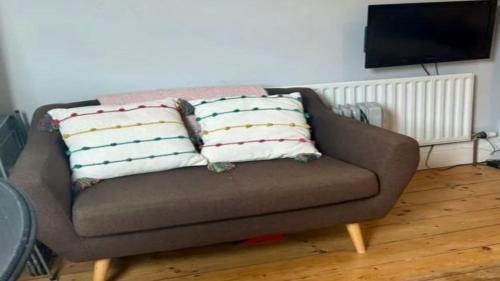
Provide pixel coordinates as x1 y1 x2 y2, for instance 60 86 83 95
10 88 419 281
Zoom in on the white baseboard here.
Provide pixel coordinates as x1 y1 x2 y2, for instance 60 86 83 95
418 138 500 170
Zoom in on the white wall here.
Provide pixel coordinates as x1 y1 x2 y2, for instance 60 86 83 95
0 0 498 132
0 25 12 114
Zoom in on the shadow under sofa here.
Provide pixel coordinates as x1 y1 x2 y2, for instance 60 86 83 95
9 88 420 281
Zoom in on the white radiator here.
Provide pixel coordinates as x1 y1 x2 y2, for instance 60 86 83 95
289 73 475 146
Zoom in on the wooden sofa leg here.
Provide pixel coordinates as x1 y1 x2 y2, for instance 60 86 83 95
93 258 111 281
346 223 366 254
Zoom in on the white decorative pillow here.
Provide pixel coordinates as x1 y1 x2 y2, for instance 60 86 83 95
48 98 207 186
192 92 321 163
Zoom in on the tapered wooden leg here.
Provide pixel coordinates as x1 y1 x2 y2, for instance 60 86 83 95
346 223 366 254
93 258 111 281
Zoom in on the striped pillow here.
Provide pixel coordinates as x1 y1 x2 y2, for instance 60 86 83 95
193 92 321 163
48 98 207 187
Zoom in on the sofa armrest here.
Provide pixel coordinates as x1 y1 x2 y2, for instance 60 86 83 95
267 87 420 206
307 97 420 204
9 105 78 251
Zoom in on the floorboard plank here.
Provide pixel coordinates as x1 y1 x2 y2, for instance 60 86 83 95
396 179 500 207
426 265 500 281
406 166 500 193
372 192 500 226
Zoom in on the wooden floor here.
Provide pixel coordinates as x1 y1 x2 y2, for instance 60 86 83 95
21 165 500 281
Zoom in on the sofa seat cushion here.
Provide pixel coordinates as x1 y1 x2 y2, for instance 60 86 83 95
72 156 379 237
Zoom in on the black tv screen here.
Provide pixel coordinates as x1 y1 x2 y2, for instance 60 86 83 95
365 0 498 68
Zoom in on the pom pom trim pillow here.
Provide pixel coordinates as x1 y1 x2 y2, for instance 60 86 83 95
192 92 321 163
48 98 207 186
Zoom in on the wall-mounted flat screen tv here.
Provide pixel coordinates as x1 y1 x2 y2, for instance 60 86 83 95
365 0 498 68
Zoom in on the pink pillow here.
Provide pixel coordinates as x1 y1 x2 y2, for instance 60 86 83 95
98 86 267 134
98 86 267 105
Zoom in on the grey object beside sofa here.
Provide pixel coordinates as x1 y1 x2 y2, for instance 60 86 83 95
9 88 419 281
